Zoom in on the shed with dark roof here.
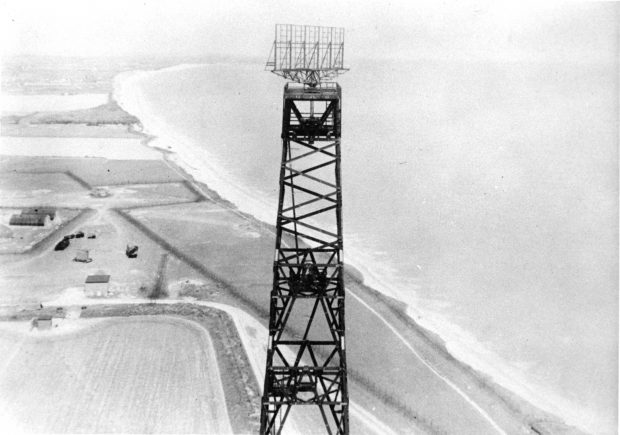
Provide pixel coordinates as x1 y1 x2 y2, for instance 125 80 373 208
34 315 53 330
9 214 50 227
22 207 56 220
84 274 110 297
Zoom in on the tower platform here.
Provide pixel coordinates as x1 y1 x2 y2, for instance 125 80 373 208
284 83 341 100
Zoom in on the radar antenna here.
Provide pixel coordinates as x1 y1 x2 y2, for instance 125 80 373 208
260 24 349 435
265 24 348 86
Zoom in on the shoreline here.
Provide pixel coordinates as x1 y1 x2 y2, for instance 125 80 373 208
111 64 597 433
132 153 585 434
0 66 598 433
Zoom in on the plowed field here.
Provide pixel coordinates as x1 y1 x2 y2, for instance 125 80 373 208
0 316 231 433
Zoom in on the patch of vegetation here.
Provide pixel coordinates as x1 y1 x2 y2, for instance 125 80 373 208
28 100 139 126
139 284 168 300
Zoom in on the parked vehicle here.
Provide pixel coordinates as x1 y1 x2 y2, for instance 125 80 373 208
54 238 70 251
126 245 139 258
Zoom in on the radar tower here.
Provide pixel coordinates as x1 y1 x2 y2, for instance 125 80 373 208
260 24 349 435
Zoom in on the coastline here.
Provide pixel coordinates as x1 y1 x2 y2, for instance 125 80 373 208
146 152 587 435
110 65 597 433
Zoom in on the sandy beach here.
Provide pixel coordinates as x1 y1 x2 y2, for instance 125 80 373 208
0 59 594 435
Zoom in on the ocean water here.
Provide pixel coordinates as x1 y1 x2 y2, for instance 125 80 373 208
115 58 618 434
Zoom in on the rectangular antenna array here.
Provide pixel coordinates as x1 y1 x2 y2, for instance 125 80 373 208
266 24 347 85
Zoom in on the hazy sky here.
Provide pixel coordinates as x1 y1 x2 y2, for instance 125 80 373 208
1 0 618 63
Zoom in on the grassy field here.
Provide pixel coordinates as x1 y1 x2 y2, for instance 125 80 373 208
25 101 139 125
0 156 184 186
0 171 198 210
1 122 139 138
0 316 232 433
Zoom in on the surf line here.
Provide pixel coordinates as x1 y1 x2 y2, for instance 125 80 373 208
346 289 509 435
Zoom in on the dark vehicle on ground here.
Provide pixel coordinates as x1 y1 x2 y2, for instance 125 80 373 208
54 238 70 251
126 245 138 258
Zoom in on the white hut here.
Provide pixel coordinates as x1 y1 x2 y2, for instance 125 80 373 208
34 315 53 330
84 274 110 297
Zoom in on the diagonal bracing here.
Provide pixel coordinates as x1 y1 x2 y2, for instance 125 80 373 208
260 83 348 435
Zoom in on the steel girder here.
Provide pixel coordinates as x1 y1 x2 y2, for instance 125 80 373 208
260 84 348 435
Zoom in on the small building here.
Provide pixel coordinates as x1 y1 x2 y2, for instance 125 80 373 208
90 187 110 198
22 207 56 221
34 315 53 330
74 249 92 263
9 213 50 227
84 274 110 297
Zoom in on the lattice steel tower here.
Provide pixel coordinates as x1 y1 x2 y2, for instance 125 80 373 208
260 24 349 435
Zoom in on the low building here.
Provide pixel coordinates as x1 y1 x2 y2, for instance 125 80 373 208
84 274 110 297
34 315 53 330
74 249 92 263
90 187 110 198
9 213 50 227
22 207 56 221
